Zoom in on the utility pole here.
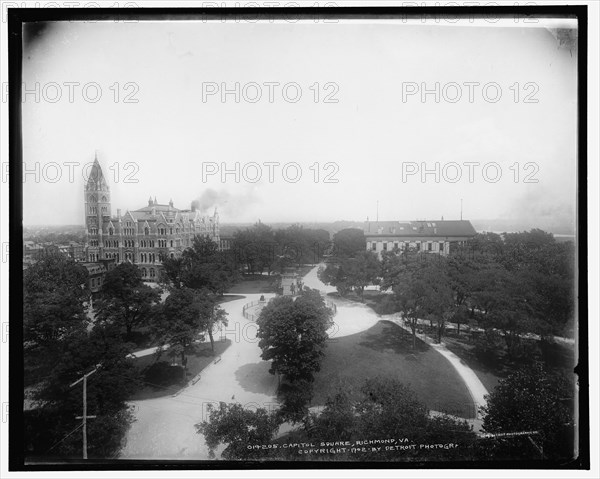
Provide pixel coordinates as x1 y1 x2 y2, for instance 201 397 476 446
69 365 100 459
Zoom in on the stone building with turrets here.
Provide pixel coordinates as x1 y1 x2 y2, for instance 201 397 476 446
84 155 219 282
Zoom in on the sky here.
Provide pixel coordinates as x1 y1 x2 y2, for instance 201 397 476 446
21 18 578 231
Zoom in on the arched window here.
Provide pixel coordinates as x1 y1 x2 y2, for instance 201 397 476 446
101 196 107 202
150 268 155 278
142 268 147 278
109 227 114 236
91 278 96 287
89 195 97 203
145 227 149 236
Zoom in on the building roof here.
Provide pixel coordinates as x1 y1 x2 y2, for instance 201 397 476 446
364 220 476 238
134 204 180 214
80 263 107 274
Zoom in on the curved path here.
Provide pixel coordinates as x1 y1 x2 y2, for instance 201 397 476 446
306 264 488 430
303 265 380 338
121 265 489 457
385 316 488 431
121 293 278 459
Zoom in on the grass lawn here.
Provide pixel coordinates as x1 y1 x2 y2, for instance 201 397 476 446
311 320 476 419
129 338 231 401
441 334 502 393
227 275 278 294
441 331 576 395
217 294 246 304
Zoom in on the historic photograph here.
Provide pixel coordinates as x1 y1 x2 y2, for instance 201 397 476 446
11 6 585 470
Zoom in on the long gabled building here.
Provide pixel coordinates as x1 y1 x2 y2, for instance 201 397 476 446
84 156 219 281
364 219 476 257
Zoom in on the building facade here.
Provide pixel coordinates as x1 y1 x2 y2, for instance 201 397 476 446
364 220 476 258
84 156 220 281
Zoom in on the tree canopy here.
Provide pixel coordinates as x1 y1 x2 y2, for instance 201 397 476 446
95 262 161 340
256 288 334 384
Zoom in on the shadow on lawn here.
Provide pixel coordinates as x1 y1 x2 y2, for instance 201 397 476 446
358 320 428 355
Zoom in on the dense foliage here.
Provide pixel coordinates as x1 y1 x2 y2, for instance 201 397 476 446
256 288 334 384
24 255 137 459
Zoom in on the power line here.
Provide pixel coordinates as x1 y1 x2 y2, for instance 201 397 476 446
45 423 84 454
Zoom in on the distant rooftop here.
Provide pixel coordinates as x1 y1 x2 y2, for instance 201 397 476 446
364 220 476 237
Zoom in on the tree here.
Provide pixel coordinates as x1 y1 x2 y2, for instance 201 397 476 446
25 322 138 459
332 228 366 258
152 288 227 375
318 251 380 300
24 254 91 387
95 263 161 340
481 364 574 460
380 256 446 349
23 254 90 348
196 378 477 462
161 235 240 294
256 288 333 383
232 222 277 275
196 402 282 459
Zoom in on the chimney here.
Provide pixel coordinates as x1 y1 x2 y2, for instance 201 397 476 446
117 208 121 218
191 202 196 212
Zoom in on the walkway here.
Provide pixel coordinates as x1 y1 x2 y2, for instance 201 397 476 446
303 265 380 338
305 264 489 431
121 265 490 457
120 293 278 459
386 316 488 431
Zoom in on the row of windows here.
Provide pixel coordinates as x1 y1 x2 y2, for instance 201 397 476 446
141 268 157 279
88 195 108 203
139 252 157 263
100 252 174 263
90 276 103 288
372 241 446 252
107 226 188 236
91 239 189 249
